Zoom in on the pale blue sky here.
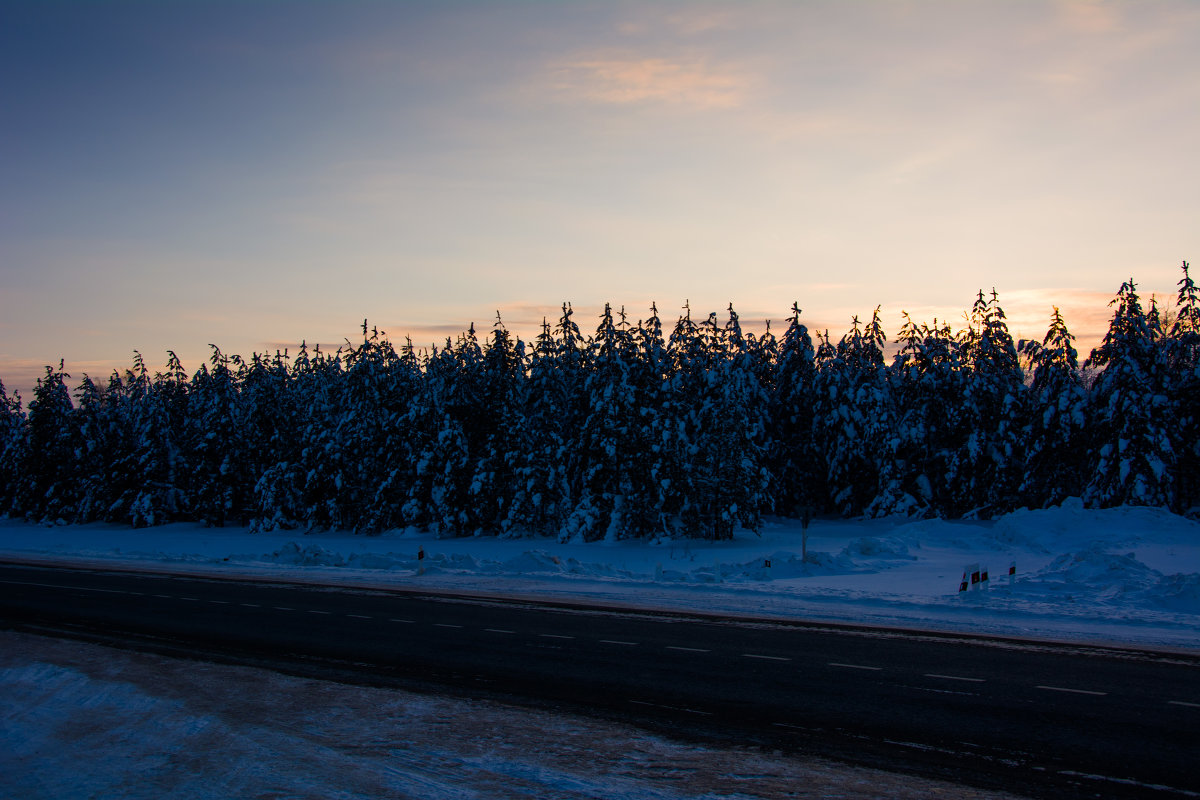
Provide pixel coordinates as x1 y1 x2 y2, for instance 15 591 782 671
3 1 1198 397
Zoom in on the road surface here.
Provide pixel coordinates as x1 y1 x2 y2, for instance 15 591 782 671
2 560 1198 798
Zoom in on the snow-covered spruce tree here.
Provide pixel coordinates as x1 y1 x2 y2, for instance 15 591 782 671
245 349 306 533
0 380 27 517
97 358 151 525
507 319 570 535
813 309 898 517
70 374 109 522
1168 261 1200 367
187 346 247 527
333 324 389 532
465 314 527 536
746 318 779 513
117 352 163 526
552 303 590 516
121 351 194 527
278 341 321 529
946 290 1027 517
353 336 424 535
723 306 771 533
656 303 709 535
631 303 676 538
564 304 644 541
685 306 770 540
71 370 157 525
1083 279 1176 507
426 324 487 536
887 314 967 517
747 318 778 406
336 325 423 535
16 363 81 523
400 339 452 531
1019 307 1089 506
1165 261 1200 511
770 303 822 516
292 343 350 531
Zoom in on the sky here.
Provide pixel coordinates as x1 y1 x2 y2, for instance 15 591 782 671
2 0 1198 400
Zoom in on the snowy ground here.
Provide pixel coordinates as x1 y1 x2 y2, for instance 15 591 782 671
1 630 1028 800
3 503 1198 798
3 499 1199 651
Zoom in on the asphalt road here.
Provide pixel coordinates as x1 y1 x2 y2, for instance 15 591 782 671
2 560 1198 799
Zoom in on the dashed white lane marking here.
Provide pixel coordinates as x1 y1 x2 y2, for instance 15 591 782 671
1168 700 1200 708
0 580 136 595
772 722 809 731
1037 685 1107 696
539 634 574 640
925 673 985 683
239 603 261 608
829 662 882 671
180 597 200 602
390 618 415 624
153 594 172 599
273 606 294 612
600 640 638 646
307 610 331 615
207 600 229 605
743 654 791 661
347 614 372 619
1055 770 1200 797
629 700 713 716
666 646 709 653
908 685 979 697
485 628 514 634
434 623 463 628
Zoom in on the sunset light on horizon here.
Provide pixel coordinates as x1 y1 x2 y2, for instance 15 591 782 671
3 0 1198 399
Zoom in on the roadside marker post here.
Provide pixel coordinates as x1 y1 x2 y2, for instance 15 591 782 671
959 563 989 592
800 505 813 563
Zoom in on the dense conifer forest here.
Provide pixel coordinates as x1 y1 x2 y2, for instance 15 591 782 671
1 263 1197 539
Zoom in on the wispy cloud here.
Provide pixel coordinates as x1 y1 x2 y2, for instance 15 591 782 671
1055 0 1122 35
617 7 739 38
661 9 739 37
548 54 750 109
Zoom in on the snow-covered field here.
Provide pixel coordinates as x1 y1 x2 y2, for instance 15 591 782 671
3 503 1198 798
3 499 1199 651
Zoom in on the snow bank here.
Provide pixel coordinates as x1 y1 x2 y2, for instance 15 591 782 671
3 500 1198 651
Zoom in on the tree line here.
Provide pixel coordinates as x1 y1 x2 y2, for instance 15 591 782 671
1 263 1197 539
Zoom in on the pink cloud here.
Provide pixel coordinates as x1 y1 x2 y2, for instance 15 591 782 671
550 55 749 109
